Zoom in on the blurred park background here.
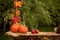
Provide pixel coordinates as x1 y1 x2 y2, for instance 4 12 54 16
0 0 60 40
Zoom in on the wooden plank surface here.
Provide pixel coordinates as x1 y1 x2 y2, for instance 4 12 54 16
5 31 60 37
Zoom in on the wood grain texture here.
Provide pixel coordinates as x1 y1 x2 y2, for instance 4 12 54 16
5 31 60 37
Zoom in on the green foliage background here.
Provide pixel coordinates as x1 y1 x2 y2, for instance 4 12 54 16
0 0 60 40
0 0 60 32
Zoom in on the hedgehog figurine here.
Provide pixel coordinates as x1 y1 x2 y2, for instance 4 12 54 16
54 25 60 33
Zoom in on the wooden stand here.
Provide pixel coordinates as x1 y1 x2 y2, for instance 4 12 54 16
5 31 60 40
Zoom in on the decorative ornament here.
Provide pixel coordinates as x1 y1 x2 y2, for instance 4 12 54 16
10 0 28 34
10 23 20 33
19 24 28 34
14 1 23 8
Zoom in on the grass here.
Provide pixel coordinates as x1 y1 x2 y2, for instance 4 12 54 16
39 26 54 32
0 27 54 40
0 35 12 40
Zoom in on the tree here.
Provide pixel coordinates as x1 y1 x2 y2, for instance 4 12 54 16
0 0 60 32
